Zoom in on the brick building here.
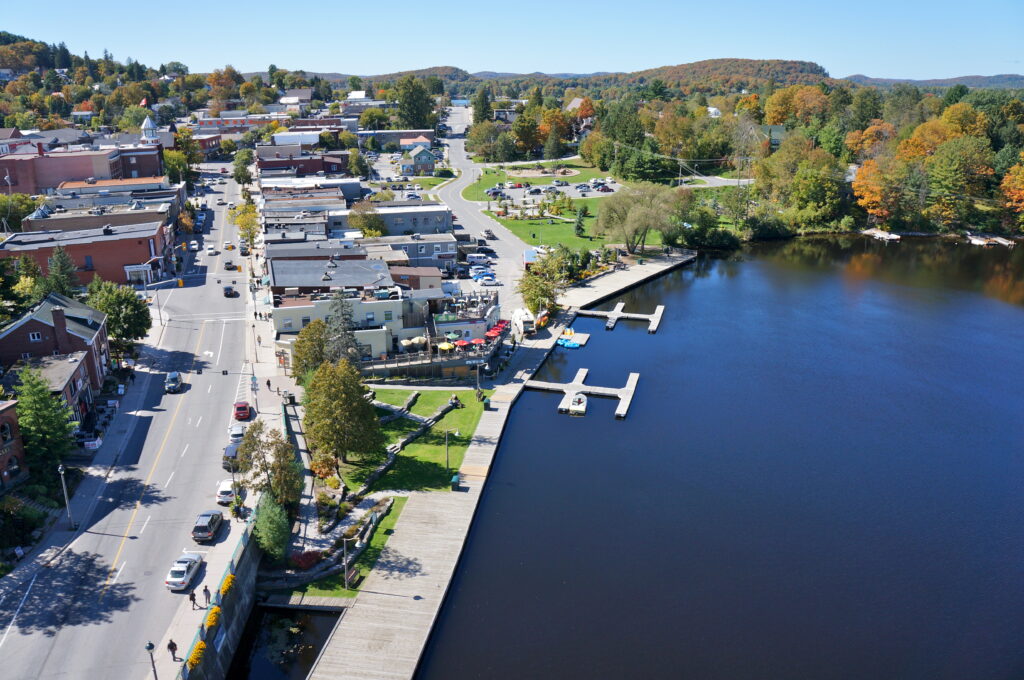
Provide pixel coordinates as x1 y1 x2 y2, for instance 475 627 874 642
1 352 95 425
0 294 110 391
0 221 170 284
0 144 164 195
0 400 28 494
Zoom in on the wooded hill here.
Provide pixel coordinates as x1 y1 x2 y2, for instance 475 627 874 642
846 73 1024 89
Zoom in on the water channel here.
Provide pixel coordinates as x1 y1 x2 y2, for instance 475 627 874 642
416 236 1024 680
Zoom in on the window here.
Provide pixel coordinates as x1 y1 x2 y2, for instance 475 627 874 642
28 332 42 342
384 311 393 321
282 318 293 330
365 312 375 323
402 246 408 252
433 245 441 252
84 255 93 270
301 316 310 327
0 423 11 442
20 352 31 359
130 156 137 164
418 245 425 254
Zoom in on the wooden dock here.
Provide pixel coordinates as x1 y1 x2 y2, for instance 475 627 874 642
525 368 640 419
863 227 900 242
576 302 665 333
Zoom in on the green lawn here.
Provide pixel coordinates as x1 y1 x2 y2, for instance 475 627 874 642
373 388 475 418
462 160 610 202
338 417 422 491
484 198 663 251
295 496 408 599
370 390 492 492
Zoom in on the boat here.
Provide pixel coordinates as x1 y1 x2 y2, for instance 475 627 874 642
556 338 581 349
567 393 587 416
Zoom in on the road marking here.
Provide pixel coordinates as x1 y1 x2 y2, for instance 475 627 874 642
100 322 209 600
0 573 36 650
208 384 212 393
180 444 190 458
139 515 151 535
216 319 227 365
112 561 127 584
195 416 202 428
165 472 175 488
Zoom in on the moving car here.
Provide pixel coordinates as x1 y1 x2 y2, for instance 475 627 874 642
189 240 199 252
224 241 234 250
480 277 502 286
222 285 235 297
164 553 203 590
216 198 226 205
191 510 223 543
233 401 250 420
482 229 497 240
164 371 182 393
224 260 235 270
206 244 216 255
220 168 228 174
216 479 236 505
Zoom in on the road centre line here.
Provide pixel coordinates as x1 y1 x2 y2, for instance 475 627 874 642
99 322 208 599
216 319 227 365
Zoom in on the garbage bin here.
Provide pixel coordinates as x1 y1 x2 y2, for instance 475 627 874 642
483 397 491 411
450 474 460 491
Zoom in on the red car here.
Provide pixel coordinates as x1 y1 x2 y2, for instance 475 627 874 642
597 185 613 192
220 168 228 174
233 401 250 420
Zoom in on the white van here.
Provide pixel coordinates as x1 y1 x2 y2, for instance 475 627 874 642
467 253 491 266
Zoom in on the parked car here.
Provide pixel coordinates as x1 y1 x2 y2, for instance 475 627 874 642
233 401 250 420
528 188 542 195
239 244 249 256
553 179 568 186
164 372 182 394
480 277 502 286
227 423 246 443
222 285 235 297
164 553 203 590
216 479 236 505
544 187 561 194
406 193 421 200
224 260 235 270
472 271 496 281
575 184 590 191
191 511 223 543
189 240 199 252
220 168 227 174
597 185 613 192
414 184 422 191
478 246 497 257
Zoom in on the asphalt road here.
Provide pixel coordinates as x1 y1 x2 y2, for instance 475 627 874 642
0 163 252 680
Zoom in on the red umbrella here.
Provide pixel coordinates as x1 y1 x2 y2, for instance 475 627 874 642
485 330 500 338
471 338 486 345
454 339 470 347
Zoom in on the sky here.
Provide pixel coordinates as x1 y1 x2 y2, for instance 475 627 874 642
6 0 1023 80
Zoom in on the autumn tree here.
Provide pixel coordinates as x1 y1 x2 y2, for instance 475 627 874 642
764 85 828 125
347 200 385 237
292 319 329 380
594 182 677 253
1000 152 1024 229
844 120 896 161
238 419 303 507
303 360 385 472
228 203 260 247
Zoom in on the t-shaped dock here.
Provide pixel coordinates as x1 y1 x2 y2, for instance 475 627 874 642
576 302 665 333
525 368 640 419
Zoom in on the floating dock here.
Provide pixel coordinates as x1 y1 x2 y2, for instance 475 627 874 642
576 302 665 333
525 368 640 419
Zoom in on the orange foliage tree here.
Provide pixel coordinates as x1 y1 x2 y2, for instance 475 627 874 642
1000 153 1024 228
844 119 896 160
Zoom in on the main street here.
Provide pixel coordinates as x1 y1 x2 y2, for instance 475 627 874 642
0 164 254 680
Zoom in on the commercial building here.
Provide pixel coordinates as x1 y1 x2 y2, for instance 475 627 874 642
0 142 165 195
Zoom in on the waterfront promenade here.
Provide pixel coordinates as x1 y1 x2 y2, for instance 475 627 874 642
307 250 695 679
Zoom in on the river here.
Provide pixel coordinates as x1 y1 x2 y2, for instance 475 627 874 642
415 236 1024 680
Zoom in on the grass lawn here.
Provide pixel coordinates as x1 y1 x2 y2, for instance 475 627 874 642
337 417 422 491
373 388 476 418
294 496 408 599
370 390 492 492
462 160 609 202
484 197 663 251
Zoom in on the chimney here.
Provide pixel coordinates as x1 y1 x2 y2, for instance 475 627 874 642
36 143 45 157
51 306 72 353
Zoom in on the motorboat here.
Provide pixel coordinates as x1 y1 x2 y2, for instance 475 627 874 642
567 392 587 416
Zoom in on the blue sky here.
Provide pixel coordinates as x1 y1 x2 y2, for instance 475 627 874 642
6 0 1022 79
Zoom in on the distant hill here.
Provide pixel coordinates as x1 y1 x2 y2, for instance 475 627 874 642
472 71 617 80
617 58 832 90
846 73 1024 89
241 66 473 83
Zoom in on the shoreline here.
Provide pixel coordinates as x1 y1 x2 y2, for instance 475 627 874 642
306 251 698 680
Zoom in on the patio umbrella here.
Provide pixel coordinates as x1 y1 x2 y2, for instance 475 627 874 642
454 340 470 348
485 330 500 338
412 336 427 345
445 332 461 340
438 342 455 351
400 339 413 349
471 338 486 345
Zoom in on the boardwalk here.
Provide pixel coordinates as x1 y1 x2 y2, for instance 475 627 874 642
525 368 640 418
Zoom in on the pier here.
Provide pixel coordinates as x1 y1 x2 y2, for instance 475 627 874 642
863 227 901 242
576 302 665 333
525 368 640 419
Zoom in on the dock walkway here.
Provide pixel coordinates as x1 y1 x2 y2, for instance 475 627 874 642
576 302 665 332
525 368 640 418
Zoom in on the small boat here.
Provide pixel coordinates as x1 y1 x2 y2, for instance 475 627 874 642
567 393 587 416
556 338 581 349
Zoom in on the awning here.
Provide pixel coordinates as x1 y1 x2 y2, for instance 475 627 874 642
261 275 270 285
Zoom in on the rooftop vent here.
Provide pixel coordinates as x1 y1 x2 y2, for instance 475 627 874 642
321 272 332 281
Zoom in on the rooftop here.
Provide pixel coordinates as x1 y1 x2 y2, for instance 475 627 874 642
0 222 163 251
9 351 88 392
269 258 394 289
59 176 169 189
0 293 106 344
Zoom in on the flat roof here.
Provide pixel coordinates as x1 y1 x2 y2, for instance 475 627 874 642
269 258 394 289
0 221 163 251
60 176 168 189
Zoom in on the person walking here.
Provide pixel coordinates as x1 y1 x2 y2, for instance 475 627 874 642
203 585 211 607
167 639 178 660
265 378 271 390
189 591 198 610
254 311 258 320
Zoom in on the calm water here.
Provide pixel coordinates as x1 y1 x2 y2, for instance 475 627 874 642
227 609 338 680
416 237 1024 680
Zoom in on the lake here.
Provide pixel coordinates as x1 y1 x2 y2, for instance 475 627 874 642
415 236 1024 680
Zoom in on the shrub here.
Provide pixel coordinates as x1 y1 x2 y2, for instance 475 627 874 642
220 573 236 597
325 476 341 490
204 605 221 629
288 550 324 570
342 524 360 540
187 640 206 670
316 492 335 509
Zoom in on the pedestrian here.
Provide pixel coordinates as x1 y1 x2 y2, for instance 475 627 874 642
254 311 258 320
203 585 211 607
257 335 262 345
167 639 178 660
189 591 197 610
266 378 271 390
129 371 135 383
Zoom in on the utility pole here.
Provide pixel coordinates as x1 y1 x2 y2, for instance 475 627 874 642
58 464 75 529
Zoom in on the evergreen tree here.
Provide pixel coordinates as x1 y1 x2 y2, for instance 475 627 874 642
15 369 74 487
543 128 563 160
303 360 385 470
574 209 586 238
253 497 290 560
394 75 433 129
326 294 360 362
291 319 329 380
528 86 544 109
44 245 79 297
472 86 492 125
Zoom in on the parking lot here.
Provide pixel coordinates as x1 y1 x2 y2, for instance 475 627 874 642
484 177 622 204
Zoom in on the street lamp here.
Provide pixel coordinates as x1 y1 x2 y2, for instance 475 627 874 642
140 255 166 326
144 641 157 679
57 464 75 529
444 428 460 472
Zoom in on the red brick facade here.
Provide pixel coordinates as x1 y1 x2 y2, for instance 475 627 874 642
0 401 28 493
0 145 164 195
